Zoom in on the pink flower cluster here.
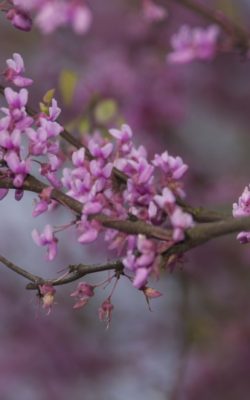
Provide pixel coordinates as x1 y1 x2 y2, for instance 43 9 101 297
0 53 194 291
167 25 220 64
142 0 167 22
6 0 92 34
233 186 250 244
0 53 62 200
59 124 193 288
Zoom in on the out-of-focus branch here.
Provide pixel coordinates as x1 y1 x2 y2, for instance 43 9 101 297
170 0 250 50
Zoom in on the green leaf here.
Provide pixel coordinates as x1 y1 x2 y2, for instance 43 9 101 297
59 69 78 106
94 99 118 124
43 88 55 105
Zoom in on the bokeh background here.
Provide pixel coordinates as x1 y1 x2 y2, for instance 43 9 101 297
1 1 250 399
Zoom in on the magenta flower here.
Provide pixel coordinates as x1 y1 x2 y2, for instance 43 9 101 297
6 7 32 32
233 186 250 217
154 187 175 209
48 99 61 121
67 3 92 34
4 87 28 110
0 189 9 200
5 151 31 187
77 217 101 244
39 284 56 314
72 148 86 167
88 139 113 159
71 281 95 309
0 129 21 151
143 287 162 298
153 151 188 180
170 207 194 242
98 298 114 327
236 232 250 244
168 25 220 64
233 186 250 244
5 53 33 87
142 0 167 22
32 224 58 261
109 124 133 154
133 267 150 289
35 2 68 34
109 124 133 142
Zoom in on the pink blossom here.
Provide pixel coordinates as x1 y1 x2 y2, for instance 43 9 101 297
153 151 188 179
32 199 50 217
154 187 175 209
168 25 220 64
88 140 113 159
35 3 68 34
32 224 58 261
6 7 32 32
98 298 114 327
233 186 250 244
0 129 21 150
12 0 40 11
143 287 162 298
77 217 101 244
0 189 9 200
133 267 150 289
71 281 95 309
233 186 250 217
4 87 28 110
4 53 33 87
4 151 31 187
39 284 56 314
72 148 86 167
67 3 92 34
109 124 133 142
170 207 194 242
142 0 167 22
236 232 250 244
47 99 61 121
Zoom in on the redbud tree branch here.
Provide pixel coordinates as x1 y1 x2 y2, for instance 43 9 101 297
169 0 250 50
0 83 230 222
0 173 172 240
1 212 250 291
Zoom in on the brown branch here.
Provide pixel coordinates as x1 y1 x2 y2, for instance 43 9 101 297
170 0 250 50
162 215 250 262
0 173 172 241
0 84 229 222
176 198 230 222
26 260 124 290
0 251 123 290
0 254 43 283
3 214 250 291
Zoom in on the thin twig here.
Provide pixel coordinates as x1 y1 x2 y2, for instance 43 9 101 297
2 213 250 291
26 260 124 290
0 254 42 283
